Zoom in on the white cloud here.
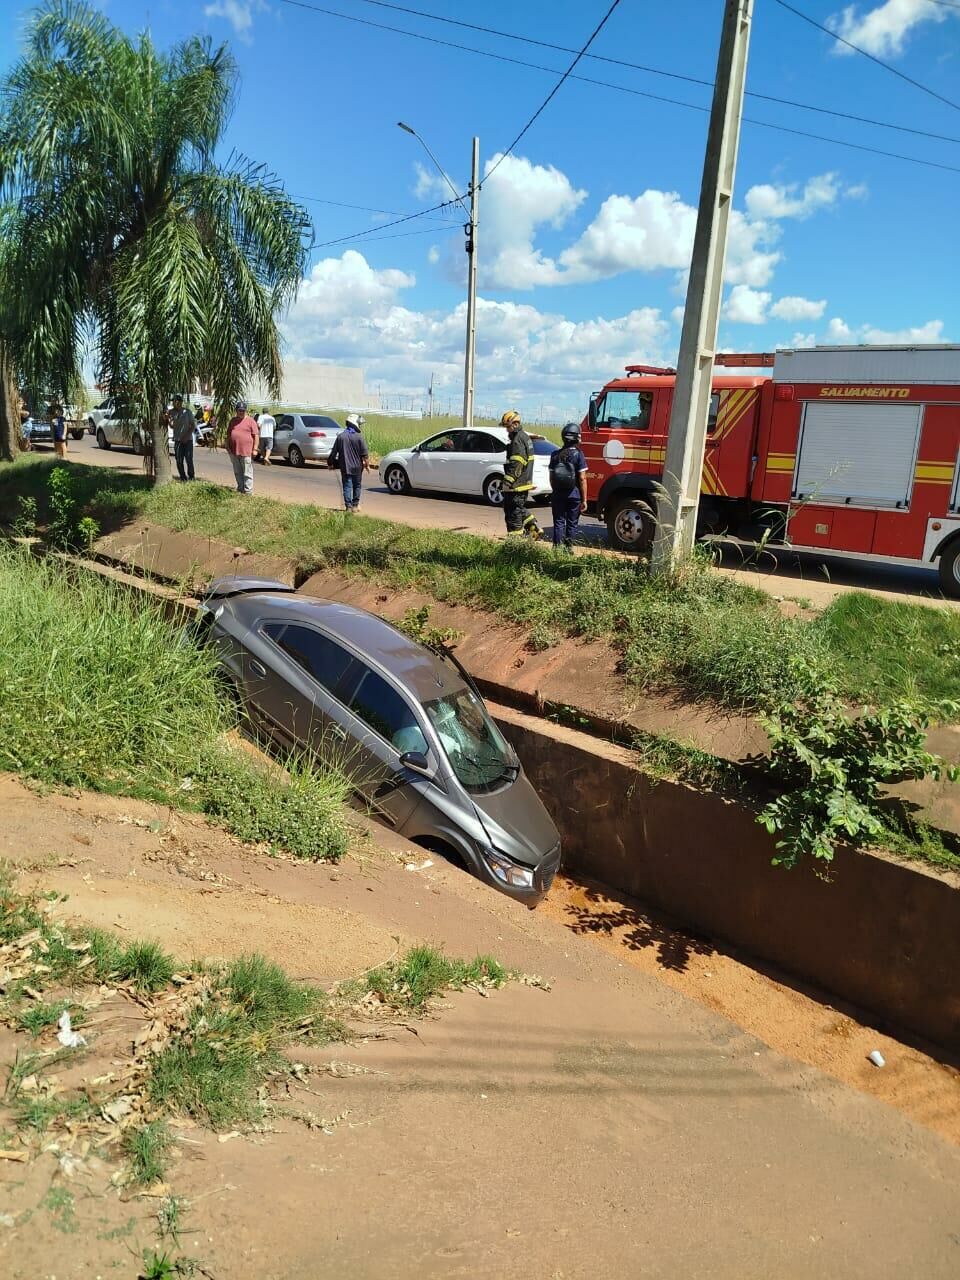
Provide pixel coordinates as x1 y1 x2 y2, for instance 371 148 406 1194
671 305 686 326
827 317 853 341
829 1 952 58
725 285 771 325
861 319 945 344
770 296 828 322
789 333 818 349
481 153 587 288
204 0 267 39
744 173 852 221
427 245 440 265
282 250 670 415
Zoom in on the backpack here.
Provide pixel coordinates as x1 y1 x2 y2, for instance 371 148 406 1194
550 446 578 493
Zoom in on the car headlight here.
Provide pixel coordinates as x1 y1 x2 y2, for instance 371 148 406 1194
480 846 535 890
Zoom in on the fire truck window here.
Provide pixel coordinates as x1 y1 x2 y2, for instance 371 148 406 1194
597 390 653 431
707 392 720 435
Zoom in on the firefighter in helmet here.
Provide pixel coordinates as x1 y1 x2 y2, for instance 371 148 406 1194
500 410 543 540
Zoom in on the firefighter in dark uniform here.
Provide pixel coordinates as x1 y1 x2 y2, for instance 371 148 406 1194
500 410 543 539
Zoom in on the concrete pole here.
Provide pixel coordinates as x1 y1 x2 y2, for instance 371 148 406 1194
462 136 479 432
650 0 754 574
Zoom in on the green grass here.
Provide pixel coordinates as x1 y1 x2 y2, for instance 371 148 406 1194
3 457 959 716
360 945 508 1011
16 999 83 1037
0 542 347 860
114 941 177 993
123 1120 171 1186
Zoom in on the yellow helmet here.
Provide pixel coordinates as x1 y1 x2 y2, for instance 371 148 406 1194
500 410 521 428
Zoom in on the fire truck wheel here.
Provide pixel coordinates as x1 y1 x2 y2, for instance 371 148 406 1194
607 495 656 553
938 538 960 598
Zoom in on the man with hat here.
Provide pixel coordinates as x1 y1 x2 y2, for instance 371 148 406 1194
499 410 542 540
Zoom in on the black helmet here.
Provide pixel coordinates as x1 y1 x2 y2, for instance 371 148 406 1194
561 422 581 444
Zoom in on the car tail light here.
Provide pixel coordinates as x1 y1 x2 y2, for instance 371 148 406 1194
307 431 326 437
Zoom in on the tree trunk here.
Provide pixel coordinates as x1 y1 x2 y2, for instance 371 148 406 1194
0 341 21 463
149 393 173 487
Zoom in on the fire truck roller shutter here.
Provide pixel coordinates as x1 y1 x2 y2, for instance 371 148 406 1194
793 402 923 509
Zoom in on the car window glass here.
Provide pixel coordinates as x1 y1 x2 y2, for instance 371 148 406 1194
707 391 720 435
596 390 653 430
345 665 426 753
421 432 462 453
277 415 294 430
263 622 355 695
460 431 492 453
533 439 558 456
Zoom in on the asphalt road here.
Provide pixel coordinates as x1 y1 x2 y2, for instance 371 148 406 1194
58 433 956 609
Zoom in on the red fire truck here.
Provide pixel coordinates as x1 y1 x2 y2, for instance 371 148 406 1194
581 344 960 596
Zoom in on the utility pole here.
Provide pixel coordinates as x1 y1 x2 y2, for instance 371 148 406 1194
650 0 754 574
462 136 479 432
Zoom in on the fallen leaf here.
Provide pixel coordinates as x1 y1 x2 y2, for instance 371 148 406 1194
0 1150 28 1163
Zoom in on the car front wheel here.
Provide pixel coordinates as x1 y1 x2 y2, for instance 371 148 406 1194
132 432 144 456
484 475 504 506
288 444 305 467
96 428 111 450
384 464 410 495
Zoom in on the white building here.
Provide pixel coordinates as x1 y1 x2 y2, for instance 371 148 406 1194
246 360 378 412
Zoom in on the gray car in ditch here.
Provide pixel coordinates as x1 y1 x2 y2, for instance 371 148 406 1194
194 577 561 904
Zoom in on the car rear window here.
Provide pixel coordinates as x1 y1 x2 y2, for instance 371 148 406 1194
343 665 426 751
533 439 558 456
263 622 355 694
301 415 338 431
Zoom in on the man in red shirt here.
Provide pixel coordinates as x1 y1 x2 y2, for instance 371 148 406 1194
226 400 259 495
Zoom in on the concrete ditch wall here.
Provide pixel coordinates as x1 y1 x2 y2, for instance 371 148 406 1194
493 704 960 1052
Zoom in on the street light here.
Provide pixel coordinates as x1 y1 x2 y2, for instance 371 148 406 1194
398 122 479 431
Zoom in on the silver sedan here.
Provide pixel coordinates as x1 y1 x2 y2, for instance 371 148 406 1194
270 413 340 467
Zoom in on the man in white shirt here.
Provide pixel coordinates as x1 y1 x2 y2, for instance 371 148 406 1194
256 406 276 464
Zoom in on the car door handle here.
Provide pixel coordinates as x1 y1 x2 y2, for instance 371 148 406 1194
249 659 267 677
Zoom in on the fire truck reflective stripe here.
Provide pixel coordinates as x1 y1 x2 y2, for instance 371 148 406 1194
914 462 954 482
713 387 758 443
701 457 727 496
766 454 796 472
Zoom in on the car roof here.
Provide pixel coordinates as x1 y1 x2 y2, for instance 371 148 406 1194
229 589 463 702
422 425 510 443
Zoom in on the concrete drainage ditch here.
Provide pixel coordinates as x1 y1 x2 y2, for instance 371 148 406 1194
67 539 960 1053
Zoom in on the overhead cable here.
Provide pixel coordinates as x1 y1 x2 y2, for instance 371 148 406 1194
484 0 623 183
348 0 960 145
277 0 960 175
772 0 960 113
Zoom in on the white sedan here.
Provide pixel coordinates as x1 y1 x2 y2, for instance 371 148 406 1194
379 427 556 506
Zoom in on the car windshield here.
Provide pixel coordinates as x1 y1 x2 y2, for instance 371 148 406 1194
423 687 515 790
533 439 558 456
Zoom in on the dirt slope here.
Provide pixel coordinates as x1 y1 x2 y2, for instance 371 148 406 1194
1 777 959 1280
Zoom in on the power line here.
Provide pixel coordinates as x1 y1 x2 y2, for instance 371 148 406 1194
485 0 623 183
773 0 960 114
295 193 456 219
311 193 464 248
310 222 461 250
350 0 960 146
278 0 960 176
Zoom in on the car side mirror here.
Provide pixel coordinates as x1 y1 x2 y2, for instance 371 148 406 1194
588 395 598 430
399 750 431 776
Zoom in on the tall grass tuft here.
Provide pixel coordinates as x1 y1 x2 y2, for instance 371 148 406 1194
0 546 347 859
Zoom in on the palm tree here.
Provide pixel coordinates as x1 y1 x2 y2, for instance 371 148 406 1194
0 1 310 483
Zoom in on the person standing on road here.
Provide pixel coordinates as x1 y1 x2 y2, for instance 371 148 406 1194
328 413 369 513
226 399 259 495
170 394 197 481
500 410 542 540
549 423 588 550
256 406 276 464
51 402 67 459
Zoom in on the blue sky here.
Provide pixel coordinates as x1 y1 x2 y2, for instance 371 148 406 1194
2 0 958 417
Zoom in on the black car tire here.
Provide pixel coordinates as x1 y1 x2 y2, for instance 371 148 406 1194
70 428 84 441
288 444 305 468
938 537 960 598
132 432 144 456
96 428 111 450
384 464 410 495
484 475 505 506
606 494 656 554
